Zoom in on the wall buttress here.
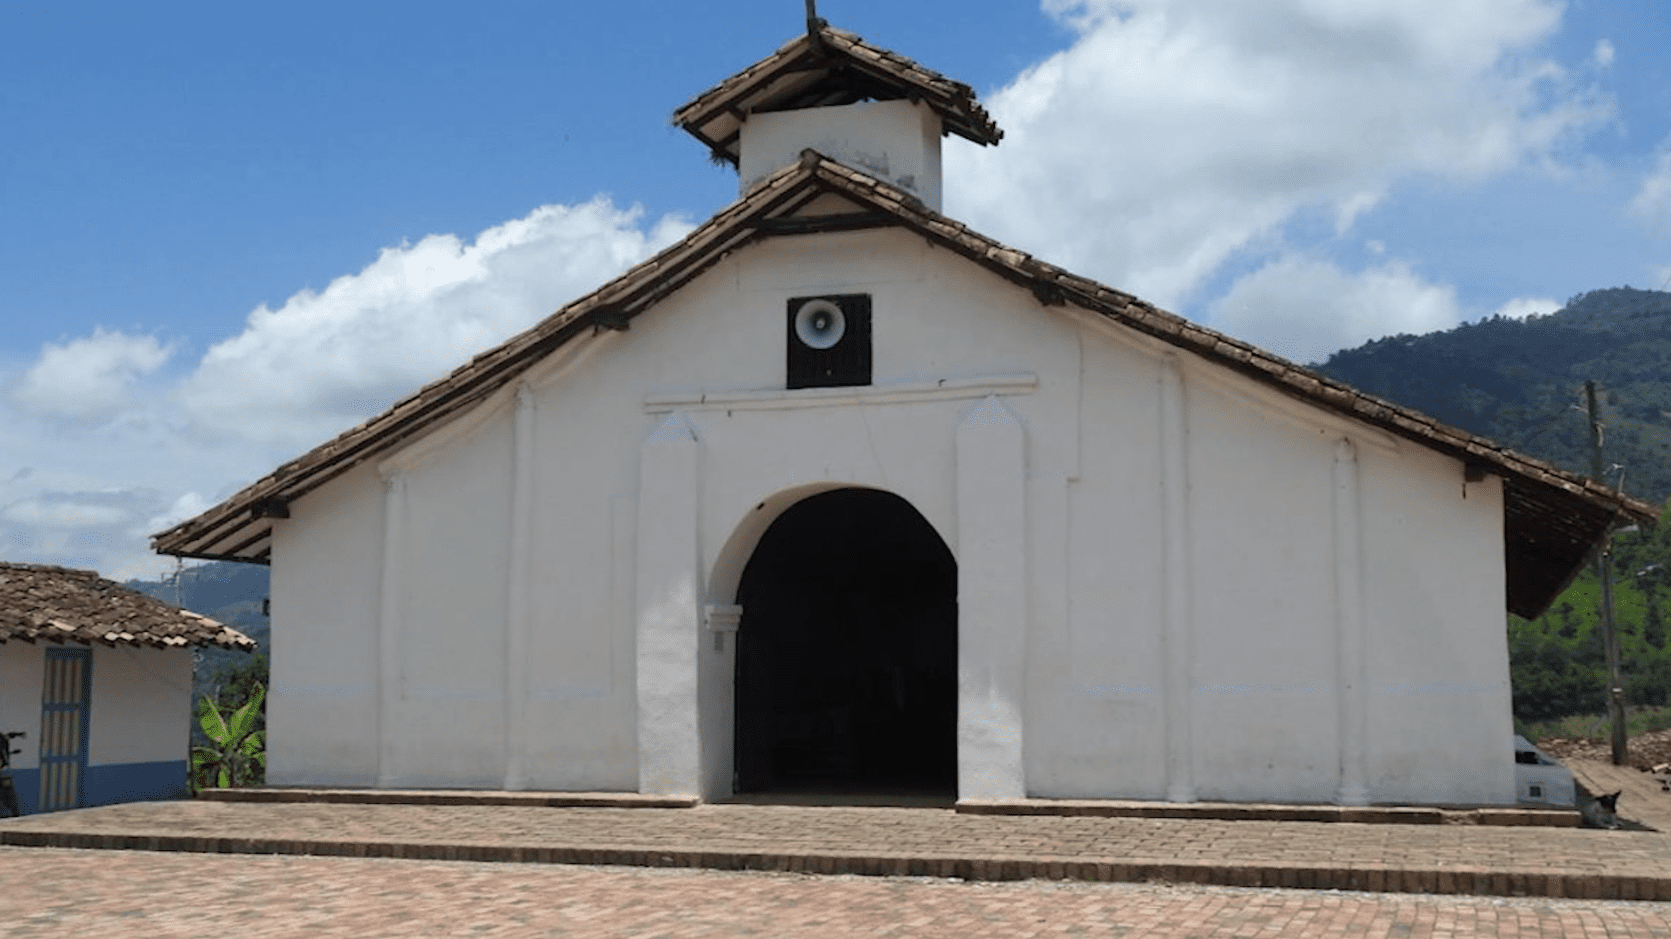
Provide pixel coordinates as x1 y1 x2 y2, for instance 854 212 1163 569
504 383 536 790
634 411 703 797
1333 438 1370 805
376 472 406 788
955 395 1028 800
1160 357 1196 803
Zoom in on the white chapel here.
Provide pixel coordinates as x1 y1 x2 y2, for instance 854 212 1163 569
155 21 1654 807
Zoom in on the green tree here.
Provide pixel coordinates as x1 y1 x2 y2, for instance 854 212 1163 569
191 682 266 790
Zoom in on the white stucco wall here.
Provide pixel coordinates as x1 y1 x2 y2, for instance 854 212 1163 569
1358 443 1514 803
268 460 385 786
739 99 944 208
0 643 44 771
267 220 1516 805
86 646 192 767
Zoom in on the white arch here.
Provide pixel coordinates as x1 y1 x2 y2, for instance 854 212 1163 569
706 482 957 605
698 482 958 800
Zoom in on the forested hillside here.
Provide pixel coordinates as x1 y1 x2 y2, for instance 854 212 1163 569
1317 287 1671 720
126 561 269 706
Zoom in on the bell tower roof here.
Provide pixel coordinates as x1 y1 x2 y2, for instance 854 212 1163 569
672 23 1004 167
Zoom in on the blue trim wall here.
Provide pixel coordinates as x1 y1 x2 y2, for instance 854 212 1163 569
86 760 188 806
3 760 187 815
6 768 39 816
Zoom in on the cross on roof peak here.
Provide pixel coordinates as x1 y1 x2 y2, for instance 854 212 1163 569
805 0 827 49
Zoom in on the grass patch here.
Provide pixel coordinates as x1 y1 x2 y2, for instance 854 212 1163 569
1518 705 1671 742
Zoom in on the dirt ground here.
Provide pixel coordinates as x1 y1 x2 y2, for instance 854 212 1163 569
1534 729 1671 831
1535 727 1671 770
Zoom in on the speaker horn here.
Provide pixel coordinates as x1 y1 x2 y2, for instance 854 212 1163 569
793 299 846 350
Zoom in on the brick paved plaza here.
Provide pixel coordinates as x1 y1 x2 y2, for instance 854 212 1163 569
4 799 1671 901
4 846 1669 938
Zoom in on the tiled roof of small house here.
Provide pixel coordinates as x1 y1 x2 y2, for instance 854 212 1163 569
0 563 255 650
673 24 1003 165
151 150 1657 619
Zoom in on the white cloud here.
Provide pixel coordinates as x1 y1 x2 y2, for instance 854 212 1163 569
0 487 181 580
1594 38 1615 68
1210 255 1461 364
0 196 688 578
178 197 691 450
1492 296 1561 319
1630 147 1671 238
146 491 212 534
946 0 1606 310
2 497 131 529
11 328 171 419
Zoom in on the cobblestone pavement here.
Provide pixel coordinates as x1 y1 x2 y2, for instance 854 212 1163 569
2 846 1668 938
4 800 1671 898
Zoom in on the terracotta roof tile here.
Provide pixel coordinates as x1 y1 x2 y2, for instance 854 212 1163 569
0 563 255 651
153 152 1654 619
673 26 1002 165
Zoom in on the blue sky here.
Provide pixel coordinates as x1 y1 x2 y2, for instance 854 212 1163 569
3 0 1670 578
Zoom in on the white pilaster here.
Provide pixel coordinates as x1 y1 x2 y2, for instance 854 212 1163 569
635 410 703 797
376 472 406 788
1333 437 1371 805
955 394 1027 800
1160 356 1196 803
504 383 536 790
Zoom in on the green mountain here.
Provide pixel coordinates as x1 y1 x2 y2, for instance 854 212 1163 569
1316 287 1671 720
126 561 270 706
1317 287 1671 503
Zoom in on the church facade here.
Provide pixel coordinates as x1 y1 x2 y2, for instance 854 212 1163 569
155 24 1654 806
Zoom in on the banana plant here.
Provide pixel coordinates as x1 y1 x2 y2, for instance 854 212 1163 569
191 682 265 791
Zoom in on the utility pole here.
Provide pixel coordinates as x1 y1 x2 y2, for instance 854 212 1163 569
1585 379 1629 765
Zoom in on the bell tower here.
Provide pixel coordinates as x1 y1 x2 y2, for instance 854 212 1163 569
672 9 1003 211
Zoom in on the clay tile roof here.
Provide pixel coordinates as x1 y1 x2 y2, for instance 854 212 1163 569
0 563 255 651
151 152 1655 620
673 25 1002 165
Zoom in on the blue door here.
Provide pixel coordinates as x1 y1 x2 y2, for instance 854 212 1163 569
39 647 91 812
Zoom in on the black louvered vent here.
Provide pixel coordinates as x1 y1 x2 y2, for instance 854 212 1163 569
786 293 871 389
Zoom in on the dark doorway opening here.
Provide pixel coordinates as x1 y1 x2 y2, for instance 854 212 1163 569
734 488 957 797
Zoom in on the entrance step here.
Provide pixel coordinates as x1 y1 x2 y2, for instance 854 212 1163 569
198 788 698 809
957 798 1581 827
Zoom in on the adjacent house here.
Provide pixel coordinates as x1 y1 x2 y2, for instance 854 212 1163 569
0 563 254 813
153 23 1655 806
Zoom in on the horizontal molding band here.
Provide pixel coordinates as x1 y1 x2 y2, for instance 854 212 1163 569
644 373 1037 413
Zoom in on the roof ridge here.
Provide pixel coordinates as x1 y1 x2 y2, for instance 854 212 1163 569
151 150 1654 617
673 25 1001 166
0 561 98 576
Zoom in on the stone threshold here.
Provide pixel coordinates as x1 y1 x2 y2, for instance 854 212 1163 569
955 798 1582 827
197 788 699 809
197 789 1581 827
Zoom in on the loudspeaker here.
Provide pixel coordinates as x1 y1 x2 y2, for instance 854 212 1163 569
786 293 871 389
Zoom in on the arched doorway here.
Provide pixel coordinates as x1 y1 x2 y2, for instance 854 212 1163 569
733 488 957 796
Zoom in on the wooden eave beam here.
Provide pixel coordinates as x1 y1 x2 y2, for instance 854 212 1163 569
218 527 275 560
157 510 262 561
711 127 743 162
675 47 824 133
251 497 289 519
160 546 271 566
748 212 898 235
